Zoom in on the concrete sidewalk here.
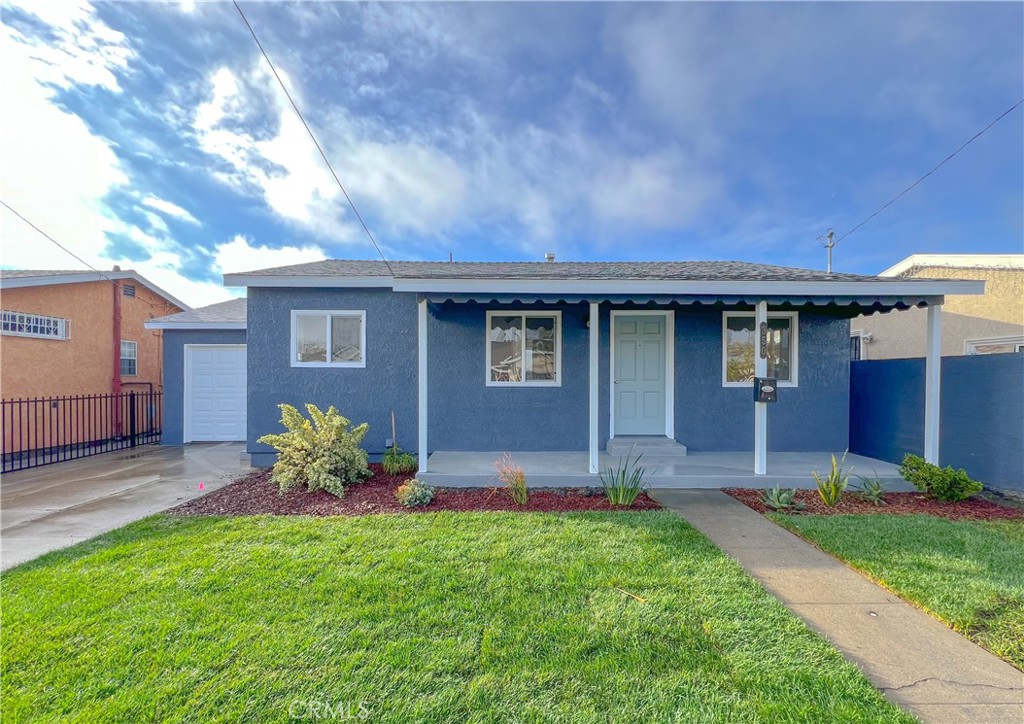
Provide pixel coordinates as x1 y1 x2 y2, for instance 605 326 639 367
653 489 1024 724
1 443 248 570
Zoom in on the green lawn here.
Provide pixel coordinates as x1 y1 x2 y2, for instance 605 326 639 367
771 513 1024 670
2 512 910 723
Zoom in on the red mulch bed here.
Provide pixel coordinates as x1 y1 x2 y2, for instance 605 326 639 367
168 464 661 517
725 488 1024 521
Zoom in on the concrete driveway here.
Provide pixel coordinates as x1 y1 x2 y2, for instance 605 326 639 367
1 442 249 570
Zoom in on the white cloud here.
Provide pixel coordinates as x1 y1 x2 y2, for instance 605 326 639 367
0 3 227 308
213 235 326 275
141 195 201 225
0 5 131 270
590 151 722 229
191 64 468 242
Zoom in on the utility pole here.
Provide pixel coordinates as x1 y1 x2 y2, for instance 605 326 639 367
818 229 836 273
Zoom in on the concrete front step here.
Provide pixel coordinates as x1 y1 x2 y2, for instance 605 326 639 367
607 436 688 457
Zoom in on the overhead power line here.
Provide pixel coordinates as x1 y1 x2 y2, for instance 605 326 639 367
836 97 1024 243
232 1 395 276
0 199 171 312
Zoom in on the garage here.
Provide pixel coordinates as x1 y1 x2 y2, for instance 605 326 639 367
145 298 249 447
185 344 247 442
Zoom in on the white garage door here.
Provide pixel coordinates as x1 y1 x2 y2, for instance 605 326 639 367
186 345 247 442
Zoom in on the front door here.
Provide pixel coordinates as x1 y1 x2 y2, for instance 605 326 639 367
613 315 667 435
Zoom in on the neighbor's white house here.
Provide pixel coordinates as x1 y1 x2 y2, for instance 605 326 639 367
851 254 1024 360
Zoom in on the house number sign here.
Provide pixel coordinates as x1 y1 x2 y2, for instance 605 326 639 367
759 321 768 359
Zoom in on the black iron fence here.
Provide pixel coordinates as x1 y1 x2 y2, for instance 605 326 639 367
1 391 162 473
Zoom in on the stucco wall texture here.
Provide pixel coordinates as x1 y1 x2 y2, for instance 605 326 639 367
1 281 181 399
851 355 1024 492
247 288 418 467
851 267 1024 359
162 328 248 446
245 291 852 464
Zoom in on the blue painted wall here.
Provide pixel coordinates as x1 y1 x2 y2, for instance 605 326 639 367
241 293 853 464
428 302 590 451
851 354 1024 492
161 328 247 446
673 308 851 452
247 288 418 466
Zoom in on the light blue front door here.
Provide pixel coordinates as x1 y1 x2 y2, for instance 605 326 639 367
613 315 667 435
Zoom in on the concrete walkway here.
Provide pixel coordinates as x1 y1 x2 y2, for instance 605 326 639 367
1 443 248 570
653 489 1024 724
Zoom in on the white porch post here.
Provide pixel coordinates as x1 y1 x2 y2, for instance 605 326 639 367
417 298 428 474
924 302 942 464
754 300 768 475
588 302 599 474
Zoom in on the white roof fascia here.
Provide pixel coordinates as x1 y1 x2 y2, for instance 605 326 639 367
389 277 986 296
881 254 1024 277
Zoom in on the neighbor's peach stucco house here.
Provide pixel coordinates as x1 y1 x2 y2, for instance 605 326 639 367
0 269 189 400
850 254 1023 360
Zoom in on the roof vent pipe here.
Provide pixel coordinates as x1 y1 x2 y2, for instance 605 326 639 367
545 252 556 262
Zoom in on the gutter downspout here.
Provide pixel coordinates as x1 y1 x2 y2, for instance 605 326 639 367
112 273 123 435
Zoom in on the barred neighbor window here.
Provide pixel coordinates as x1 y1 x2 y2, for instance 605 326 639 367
1 310 71 340
120 340 138 376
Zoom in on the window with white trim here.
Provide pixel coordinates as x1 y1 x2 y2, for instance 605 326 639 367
120 340 138 376
1 310 71 340
291 310 366 367
487 311 561 386
965 336 1024 355
722 311 799 386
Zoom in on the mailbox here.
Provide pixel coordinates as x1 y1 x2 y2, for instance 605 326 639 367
754 377 777 403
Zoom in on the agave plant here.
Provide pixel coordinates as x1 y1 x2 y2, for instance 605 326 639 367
761 485 804 511
854 474 888 506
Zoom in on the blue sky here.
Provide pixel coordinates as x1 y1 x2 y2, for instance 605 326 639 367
1 1 1022 305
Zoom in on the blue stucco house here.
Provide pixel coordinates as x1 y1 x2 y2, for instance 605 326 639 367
146 259 982 487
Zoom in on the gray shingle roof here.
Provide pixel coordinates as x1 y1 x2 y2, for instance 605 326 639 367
149 298 246 324
227 259 887 282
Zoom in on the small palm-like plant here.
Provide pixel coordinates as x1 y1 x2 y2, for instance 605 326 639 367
494 452 528 505
855 475 888 505
813 451 852 507
600 447 647 507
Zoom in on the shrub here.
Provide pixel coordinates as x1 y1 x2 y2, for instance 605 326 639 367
761 485 804 511
855 475 888 505
382 446 418 475
257 403 371 498
899 454 983 502
396 478 435 508
813 451 851 506
494 452 527 505
600 447 647 507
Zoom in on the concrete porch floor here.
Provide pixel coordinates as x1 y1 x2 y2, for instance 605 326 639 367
419 450 910 489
